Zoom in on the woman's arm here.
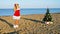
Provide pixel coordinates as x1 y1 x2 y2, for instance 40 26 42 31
14 7 16 12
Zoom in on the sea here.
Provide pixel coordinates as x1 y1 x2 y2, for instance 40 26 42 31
0 8 60 16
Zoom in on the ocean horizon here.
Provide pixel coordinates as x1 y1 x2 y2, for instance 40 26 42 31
0 8 60 16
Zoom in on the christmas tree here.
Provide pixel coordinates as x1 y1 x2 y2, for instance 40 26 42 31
43 8 52 22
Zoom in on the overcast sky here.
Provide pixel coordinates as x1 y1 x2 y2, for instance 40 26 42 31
0 0 60 9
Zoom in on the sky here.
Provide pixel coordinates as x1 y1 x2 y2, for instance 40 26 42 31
0 0 60 9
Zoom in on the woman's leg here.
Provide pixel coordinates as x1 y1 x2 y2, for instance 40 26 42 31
15 20 19 25
14 20 19 28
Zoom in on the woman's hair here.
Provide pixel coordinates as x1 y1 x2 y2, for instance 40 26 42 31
14 4 17 9
14 4 17 11
16 4 20 8
14 4 20 11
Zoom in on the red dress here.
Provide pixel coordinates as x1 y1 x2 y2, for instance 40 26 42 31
14 10 20 16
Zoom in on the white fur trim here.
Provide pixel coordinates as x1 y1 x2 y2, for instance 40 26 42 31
13 16 21 20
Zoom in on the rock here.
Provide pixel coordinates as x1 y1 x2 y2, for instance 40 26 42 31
45 22 50 25
50 22 53 24
45 22 53 25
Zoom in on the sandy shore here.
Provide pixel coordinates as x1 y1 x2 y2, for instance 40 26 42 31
0 14 60 34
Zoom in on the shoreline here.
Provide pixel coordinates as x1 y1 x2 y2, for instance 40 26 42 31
0 13 60 16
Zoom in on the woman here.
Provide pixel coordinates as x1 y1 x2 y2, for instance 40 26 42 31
13 4 21 28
